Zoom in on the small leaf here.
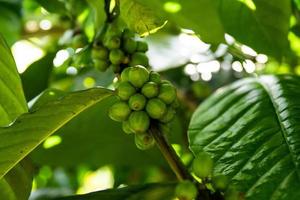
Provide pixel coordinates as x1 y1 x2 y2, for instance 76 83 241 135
0 87 113 179
120 0 167 37
35 0 67 14
189 75 300 199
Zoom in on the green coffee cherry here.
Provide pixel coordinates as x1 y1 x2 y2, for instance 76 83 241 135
93 59 108 71
149 71 161 84
117 82 136 100
175 181 198 200
141 82 159 98
109 49 125 65
91 46 109 60
120 67 131 82
136 41 148 52
129 52 149 67
159 107 176 123
135 132 155 150
107 36 121 49
123 38 137 54
146 98 167 119
110 64 120 73
129 94 147 111
128 65 149 88
212 174 229 191
71 34 87 48
192 152 214 179
109 101 131 122
129 111 150 133
122 28 135 38
158 83 177 104
122 120 133 134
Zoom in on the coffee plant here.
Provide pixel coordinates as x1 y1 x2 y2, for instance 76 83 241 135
0 0 300 200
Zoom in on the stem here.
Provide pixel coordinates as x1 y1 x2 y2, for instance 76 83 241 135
149 124 193 181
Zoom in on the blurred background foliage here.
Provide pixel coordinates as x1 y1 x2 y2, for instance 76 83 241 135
0 0 300 199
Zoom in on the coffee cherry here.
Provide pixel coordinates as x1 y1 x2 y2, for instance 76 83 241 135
93 59 109 71
122 28 135 38
117 82 136 100
159 107 176 123
158 83 177 104
135 132 155 150
129 52 149 67
107 36 121 49
129 111 150 133
128 65 149 88
91 46 109 60
120 67 131 82
123 38 137 54
109 101 131 122
146 98 167 119
129 94 147 111
122 120 133 134
110 64 120 73
212 174 229 191
136 41 148 52
109 49 125 65
141 82 159 98
192 152 214 179
149 71 161 84
175 181 198 200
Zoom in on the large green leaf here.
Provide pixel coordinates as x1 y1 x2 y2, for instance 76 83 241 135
53 183 175 200
30 89 183 169
0 87 113 179
120 0 167 37
0 35 27 126
188 75 300 199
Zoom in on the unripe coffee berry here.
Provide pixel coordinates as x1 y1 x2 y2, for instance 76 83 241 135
141 82 159 98
159 107 176 123
120 67 131 82
123 38 137 54
212 174 229 191
128 65 149 88
146 98 167 119
107 36 121 49
130 52 149 67
109 49 125 65
129 94 147 111
192 152 214 179
135 132 155 150
149 71 161 84
122 28 135 38
91 46 108 60
93 59 108 71
117 82 136 100
158 83 177 104
175 181 198 200
129 111 150 133
109 101 131 122
136 41 148 52
122 120 133 134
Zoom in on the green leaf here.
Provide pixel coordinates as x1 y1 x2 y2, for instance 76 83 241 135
188 75 300 199
53 183 175 200
120 0 167 37
0 4 21 45
35 0 67 14
0 159 34 200
86 0 105 31
21 53 56 101
0 35 27 126
0 87 113 179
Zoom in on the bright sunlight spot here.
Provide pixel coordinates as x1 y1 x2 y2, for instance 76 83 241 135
83 77 96 88
43 135 62 149
77 166 114 194
164 2 182 13
53 49 71 67
12 40 45 73
238 0 256 10
39 19 52 30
